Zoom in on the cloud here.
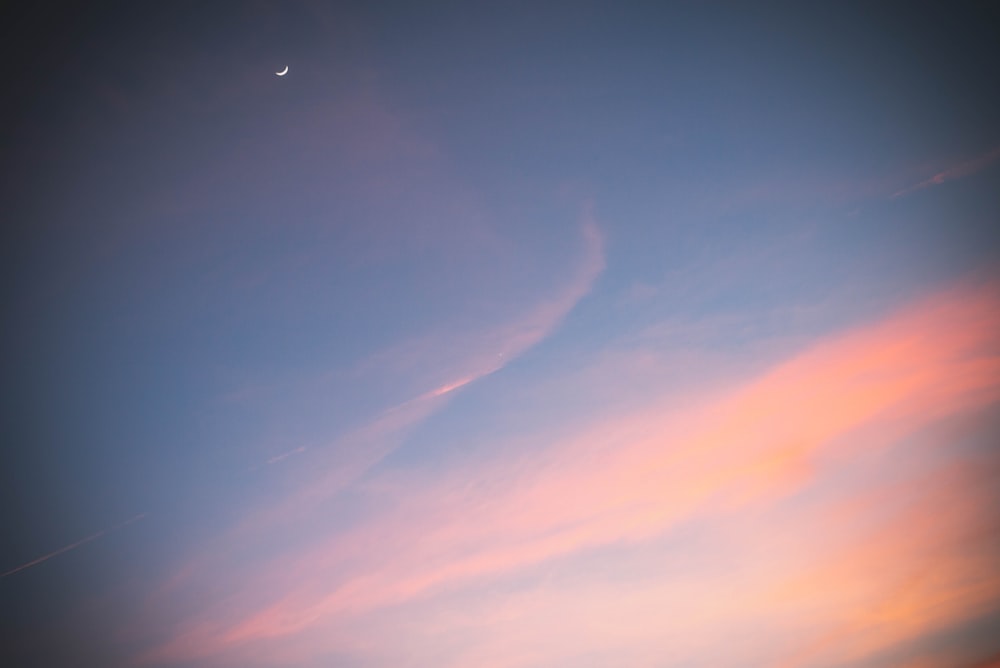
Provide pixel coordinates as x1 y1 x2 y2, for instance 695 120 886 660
350 206 605 396
769 457 1000 668
257 210 605 518
1 513 148 579
134 275 1000 666
135 213 605 639
422 448 1000 668
891 146 1000 199
242 447 310 473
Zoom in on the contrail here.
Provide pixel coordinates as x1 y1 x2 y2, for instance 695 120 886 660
264 446 308 466
1 512 148 579
891 145 1000 199
242 445 310 473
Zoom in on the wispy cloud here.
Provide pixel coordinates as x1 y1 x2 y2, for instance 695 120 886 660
136 276 1000 666
2 513 148 579
137 213 606 630
769 457 1000 668
243 446 311 473
261 211 605 515
351 208 605 398
891 146 1000 199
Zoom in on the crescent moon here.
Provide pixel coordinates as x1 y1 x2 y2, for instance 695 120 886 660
276 66 289 76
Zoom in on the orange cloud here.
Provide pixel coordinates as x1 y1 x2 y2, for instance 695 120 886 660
138 277 1000 666
769 454 1000 668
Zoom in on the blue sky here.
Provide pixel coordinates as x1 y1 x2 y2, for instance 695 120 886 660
2 3 1000 666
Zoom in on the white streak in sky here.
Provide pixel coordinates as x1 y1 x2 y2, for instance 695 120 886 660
891 146 1000 199
1 513 148 578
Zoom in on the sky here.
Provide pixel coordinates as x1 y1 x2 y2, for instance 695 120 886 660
2 2 1000 667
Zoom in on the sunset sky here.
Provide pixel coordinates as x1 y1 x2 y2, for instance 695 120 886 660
2 3 1000 667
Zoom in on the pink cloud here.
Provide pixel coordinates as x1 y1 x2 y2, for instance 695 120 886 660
891 146 1000 199
138 276 1000 666
350 208 605 396
138 214 605 618
420 448 1000 668
768 455 1000 668
260 211 604 515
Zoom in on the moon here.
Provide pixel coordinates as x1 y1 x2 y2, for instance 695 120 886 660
276 66 288 76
